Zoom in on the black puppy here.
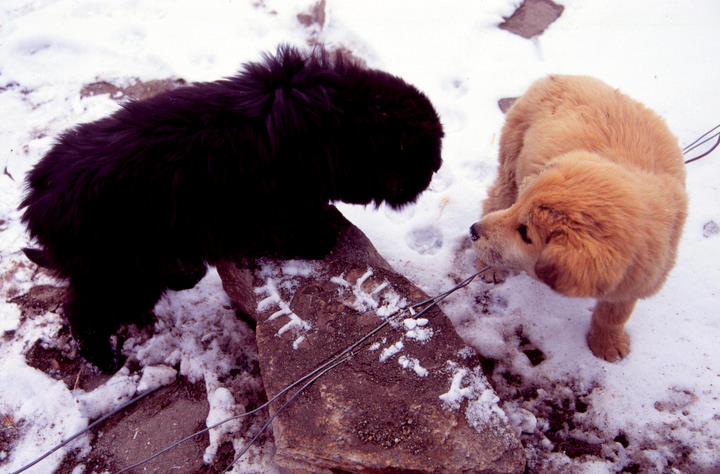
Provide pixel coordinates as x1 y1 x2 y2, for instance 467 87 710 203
20 45 443 371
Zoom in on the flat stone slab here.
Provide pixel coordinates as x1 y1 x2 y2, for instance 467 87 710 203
219 208 525 473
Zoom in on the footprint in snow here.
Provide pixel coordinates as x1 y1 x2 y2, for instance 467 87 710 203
405 225 443 255
442 76 469 99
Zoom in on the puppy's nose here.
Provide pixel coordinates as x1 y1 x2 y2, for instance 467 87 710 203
469 223 481 241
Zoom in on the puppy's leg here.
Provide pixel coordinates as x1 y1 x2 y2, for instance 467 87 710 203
587 300 635 362
282 204 339 259
482 171 518 217
165 260 207 291
482 96 531 217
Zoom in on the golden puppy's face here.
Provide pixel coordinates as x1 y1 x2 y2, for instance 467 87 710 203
471 158 639 298
470 201 544 276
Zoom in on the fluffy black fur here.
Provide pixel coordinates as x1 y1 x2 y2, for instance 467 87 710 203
20 45 443 371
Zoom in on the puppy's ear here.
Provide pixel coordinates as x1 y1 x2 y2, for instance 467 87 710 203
534 243 561 290
533 212 627 298
534 232 577 294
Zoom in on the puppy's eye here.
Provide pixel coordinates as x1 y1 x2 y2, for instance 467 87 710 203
517 224 532 244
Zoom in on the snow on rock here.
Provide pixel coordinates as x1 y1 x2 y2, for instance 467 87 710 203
439 367 475 410
331 267 408 318
378 340 404 362
397 355 429 377
255 260 317 349
439 363 510 437
257 278 311 335
329 267 440 367
402 317 433 342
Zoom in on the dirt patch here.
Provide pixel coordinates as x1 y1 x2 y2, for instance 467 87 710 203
297 0 367 69
80 77 187 102
1 260 37 300
9 284 66 319
56 379 213 474
297 0 326 28
25 341 111 392
0 415 26 465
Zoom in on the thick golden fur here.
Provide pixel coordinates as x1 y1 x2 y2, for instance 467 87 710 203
470 75 687 361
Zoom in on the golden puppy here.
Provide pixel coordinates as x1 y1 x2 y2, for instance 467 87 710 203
470 75 687 361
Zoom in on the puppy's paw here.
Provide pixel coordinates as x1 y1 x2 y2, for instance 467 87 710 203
587 327 630 362
77 337 124 373
476 258 507 284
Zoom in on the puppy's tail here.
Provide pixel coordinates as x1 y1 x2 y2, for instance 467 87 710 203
23 247 53 268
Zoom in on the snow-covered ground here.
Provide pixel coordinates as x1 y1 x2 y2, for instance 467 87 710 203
1 0 719 472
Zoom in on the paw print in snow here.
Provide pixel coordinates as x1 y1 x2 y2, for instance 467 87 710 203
405 225 443 255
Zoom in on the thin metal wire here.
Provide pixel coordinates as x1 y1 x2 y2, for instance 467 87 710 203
684 131 720 163
683 123 720 153
683 124 720 164
221 354 353 473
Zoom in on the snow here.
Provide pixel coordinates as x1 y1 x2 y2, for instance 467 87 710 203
402 317 433 342
397 355 428 377
439 367 475 410
136 365 177 393
0 357 87 471
1 0 719 472
203 387 241 465
255 261 314 347
378 340 404 363
330 267 409 318
73 369 137 421
439 363 507 432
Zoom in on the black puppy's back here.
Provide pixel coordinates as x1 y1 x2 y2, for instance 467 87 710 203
22 48 344 273
20 45 443 371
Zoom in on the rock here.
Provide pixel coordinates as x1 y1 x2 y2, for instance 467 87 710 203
498 97 518 114
499 0 564 39
219 207 525 473
297 0 326 28
80 77 187 101
9 285 66 318
217 258 257 320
